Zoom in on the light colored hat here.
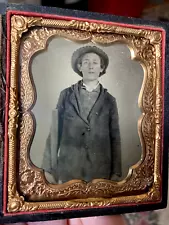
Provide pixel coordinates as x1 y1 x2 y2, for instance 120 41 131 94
71 46 109 76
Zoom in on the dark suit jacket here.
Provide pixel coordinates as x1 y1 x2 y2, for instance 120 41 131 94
42 81 121 183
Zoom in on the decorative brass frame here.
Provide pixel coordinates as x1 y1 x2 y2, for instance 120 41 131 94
7 15 163 213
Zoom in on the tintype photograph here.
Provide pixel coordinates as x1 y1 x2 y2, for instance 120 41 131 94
30 39 143 184
4 10 167 215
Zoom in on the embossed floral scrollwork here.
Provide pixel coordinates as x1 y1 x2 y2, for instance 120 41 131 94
133 37 149 49
155 94 163 124
8 184 39 212
148 180 161 201
150 32 162 44
8 88 19 140
8 196 24 213
69 20 114 33
8 184 25 212
142 45 156 61
11 15 42 40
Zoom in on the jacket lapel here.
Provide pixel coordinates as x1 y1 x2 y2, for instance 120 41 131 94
69 81 89 125
88 84 106 121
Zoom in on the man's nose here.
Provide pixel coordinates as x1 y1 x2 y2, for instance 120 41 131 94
88 62 93 69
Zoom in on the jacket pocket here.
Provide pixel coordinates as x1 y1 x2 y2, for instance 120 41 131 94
64 110 75 120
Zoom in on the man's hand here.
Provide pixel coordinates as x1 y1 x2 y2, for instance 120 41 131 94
45 172 56 183
111 174 122 181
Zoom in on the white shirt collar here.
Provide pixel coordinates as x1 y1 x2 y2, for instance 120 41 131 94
82 81 100 92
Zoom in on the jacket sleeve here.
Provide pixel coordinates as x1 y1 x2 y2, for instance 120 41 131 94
110 98 122 178
41 91 65 176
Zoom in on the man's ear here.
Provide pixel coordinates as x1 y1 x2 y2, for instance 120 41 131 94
100 66 104 73
77 63 82 71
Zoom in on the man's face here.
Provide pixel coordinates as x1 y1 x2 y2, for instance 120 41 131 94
78 53 103 81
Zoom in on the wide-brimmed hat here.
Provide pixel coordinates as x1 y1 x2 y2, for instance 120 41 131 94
71 46 109 76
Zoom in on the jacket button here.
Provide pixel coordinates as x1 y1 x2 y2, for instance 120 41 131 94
95 112 98 115
85 145 89 149
87 127 91 131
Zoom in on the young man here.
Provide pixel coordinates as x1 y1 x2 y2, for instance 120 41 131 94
42 46 121 183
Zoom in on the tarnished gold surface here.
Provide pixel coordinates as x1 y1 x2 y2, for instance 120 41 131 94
7 15 163 212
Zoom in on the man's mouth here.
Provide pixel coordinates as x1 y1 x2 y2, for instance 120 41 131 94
89 71 94 74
